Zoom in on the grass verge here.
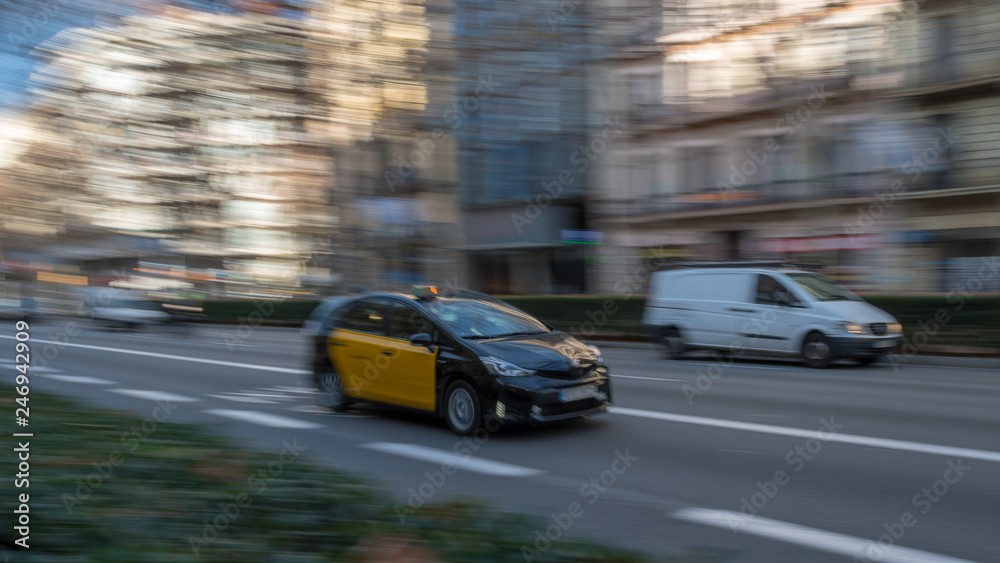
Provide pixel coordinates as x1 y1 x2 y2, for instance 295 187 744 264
0 387 669 562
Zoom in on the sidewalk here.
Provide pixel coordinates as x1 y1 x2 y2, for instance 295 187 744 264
586 339 1000 370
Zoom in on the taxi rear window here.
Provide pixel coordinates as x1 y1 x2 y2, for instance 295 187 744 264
338 299 389 335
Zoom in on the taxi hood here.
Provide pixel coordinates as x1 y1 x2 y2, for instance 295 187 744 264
472 331 599 372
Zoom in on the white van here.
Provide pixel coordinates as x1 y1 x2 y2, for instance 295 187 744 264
641 263 902 367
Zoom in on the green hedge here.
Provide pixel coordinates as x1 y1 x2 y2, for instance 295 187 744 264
2 387 656 562
501 296 648 338
201 298 322 326
197 295 1000 350
864 296 1000 349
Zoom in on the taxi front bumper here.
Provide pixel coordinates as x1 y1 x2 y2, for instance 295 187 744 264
486 371 613 425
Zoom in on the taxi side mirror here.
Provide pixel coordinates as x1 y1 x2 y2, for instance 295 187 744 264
409 333 434 348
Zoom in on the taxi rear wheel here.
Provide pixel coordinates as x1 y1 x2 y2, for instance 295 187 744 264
317 369 350 412
444 380 482 436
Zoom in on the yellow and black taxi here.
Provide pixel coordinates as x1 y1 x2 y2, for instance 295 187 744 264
304 287 612 435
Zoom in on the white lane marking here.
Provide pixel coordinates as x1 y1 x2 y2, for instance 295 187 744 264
206 394 277 404
901 363 1000 373
110 389 201 402
290 404 373 416
610 407 1000 463
39 374 116 385
208 342 264 348
230 392 292 399
204 409 323 429
612 374 685 382
269 386 318 394
683 362 795 370
360 442 544 477
0 335 308 375
671 508 975 563
1 363 62 374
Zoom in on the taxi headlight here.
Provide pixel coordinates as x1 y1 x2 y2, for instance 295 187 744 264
480 356 535 377
840 322 867 335
887 323 903 334
588 345 604 363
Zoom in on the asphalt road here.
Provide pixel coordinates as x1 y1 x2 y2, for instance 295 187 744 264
6 322 1000 562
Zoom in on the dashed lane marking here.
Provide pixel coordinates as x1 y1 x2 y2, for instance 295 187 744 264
203 409 323 429
671 508 975 563
38 374 116 385
110 389 201 403
206 394 278 404
360 442 544 477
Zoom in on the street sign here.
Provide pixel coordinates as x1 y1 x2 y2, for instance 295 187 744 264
560 230 604 244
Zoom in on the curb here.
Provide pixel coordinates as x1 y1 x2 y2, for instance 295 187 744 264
585 340 1000 370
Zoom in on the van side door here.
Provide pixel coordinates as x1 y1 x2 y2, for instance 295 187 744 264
737 274 802 353
674 271 751 349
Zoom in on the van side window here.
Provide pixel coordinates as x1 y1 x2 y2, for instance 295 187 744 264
755 275 795 306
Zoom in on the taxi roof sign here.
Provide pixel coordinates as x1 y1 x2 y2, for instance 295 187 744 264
413 285 438 299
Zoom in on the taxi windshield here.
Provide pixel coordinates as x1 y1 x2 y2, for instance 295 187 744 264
424 299 550 339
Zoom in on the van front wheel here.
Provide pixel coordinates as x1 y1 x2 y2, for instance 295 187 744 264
801 332 833 369
661 327 687 360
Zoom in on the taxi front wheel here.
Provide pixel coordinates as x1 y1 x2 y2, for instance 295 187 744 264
444 380 482 436
317 369 350 412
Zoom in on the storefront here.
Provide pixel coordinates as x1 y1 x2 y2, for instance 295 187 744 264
742 234 883 293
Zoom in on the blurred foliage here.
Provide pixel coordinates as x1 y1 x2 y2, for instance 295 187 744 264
201 298 323 326
500 296 648 339
0 388 653 562
196 296 1000 350
865 296 1000 350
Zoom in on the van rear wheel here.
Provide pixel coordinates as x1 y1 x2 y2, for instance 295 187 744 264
661 327 687 360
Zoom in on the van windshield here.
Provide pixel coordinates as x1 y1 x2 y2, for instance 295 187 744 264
785 273 861 302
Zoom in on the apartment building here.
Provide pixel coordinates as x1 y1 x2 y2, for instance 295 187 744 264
23 5 334 292
590 0 1000 294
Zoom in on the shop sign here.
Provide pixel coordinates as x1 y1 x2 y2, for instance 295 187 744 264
748 235 881 253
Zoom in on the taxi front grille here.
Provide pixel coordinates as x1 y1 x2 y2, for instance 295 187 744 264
540 398 602 417
535 367 588 380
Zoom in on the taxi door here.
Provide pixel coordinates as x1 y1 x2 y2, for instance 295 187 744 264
328 298 392 401
378 302 438 411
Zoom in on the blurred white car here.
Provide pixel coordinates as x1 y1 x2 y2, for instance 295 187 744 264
0 297 37 322
91 295 172 330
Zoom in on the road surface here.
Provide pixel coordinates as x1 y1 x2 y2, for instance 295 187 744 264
7 323 1000 562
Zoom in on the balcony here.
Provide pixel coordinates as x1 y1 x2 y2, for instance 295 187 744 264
589 169 979 221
